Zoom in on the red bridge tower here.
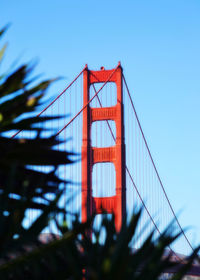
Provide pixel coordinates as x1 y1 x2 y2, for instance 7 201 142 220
81 64 126 232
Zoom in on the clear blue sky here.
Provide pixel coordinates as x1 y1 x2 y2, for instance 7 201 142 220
1 0 200 252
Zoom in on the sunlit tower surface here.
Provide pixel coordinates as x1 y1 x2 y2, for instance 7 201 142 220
81 63 126 232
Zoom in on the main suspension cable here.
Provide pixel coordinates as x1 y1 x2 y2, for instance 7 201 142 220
55 63 120 137
11 65 87 138
92 83 183 262
122 74 194 252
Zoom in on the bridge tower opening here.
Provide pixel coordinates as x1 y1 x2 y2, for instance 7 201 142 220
81 63 126 232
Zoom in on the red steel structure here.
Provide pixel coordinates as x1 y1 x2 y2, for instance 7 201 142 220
11 62 197 262
81 63 126 231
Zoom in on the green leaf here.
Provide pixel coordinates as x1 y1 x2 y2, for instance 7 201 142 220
0 24 10 38
0 43 7 63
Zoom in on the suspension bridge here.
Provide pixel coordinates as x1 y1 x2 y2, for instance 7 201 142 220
12 63 200 276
